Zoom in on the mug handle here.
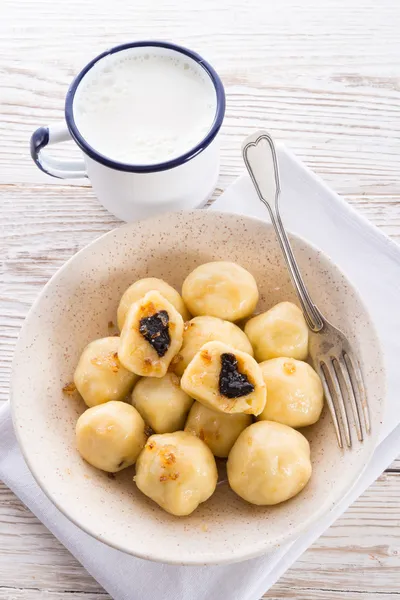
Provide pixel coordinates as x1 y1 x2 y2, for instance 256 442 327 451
30 122 87 179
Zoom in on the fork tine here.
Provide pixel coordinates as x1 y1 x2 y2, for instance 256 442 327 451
344 351 371 434
328 359 352 448
323 359 352 448
337 354 363 442
317 361 343 449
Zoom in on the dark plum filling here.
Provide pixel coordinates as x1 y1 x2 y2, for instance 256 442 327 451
219 353 255 398
139 310 170 357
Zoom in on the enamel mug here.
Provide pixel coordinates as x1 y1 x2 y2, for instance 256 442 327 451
30 41 226 222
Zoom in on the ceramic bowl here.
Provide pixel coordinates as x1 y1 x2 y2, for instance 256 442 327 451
11 211 385 565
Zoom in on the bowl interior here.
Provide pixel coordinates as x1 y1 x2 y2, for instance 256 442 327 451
11 211 384 565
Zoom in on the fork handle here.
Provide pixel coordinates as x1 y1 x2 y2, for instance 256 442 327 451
242 131 325 332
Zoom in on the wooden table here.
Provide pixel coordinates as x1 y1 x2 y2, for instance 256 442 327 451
1 0 399 597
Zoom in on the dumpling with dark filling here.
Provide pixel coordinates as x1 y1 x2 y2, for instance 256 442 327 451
119 290 184 378
181 341 266 415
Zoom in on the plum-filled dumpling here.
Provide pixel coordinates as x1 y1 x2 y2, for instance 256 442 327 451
117 277 190 331
132 373 193 434
227 421 312 505
181 341 266 416
185 401 252 458
172 315 253 376
182 261 259 322
135 431 217 516
76 401 147 473
258 357 324 428
73 337 139 408
245 301 309 362
119 290 184 378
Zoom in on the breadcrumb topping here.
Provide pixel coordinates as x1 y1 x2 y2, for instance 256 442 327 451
91 352 120 373
62 382 76 395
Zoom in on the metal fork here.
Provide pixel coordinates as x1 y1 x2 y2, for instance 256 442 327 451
242 131 371 449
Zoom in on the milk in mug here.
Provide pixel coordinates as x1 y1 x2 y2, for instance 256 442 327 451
73 50 218 165
30 42 225 221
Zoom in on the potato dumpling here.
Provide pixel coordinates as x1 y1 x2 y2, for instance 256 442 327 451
181 341 266 416
172 316 254 376
245 301 308 362
119 290 184 378
258 357 323 428
227 421 312 505
73 337 138 408
117 277 190 331
182 261 259 322
185 401 252 458
132 373 193 434
76 401 147 472
135 431 217 516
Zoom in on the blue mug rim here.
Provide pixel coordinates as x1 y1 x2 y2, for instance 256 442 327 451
65 41 226 173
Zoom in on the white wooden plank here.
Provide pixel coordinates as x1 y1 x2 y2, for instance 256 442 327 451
0 486 103 594
1 0 400 194
264 589 400 599
389 458 400 471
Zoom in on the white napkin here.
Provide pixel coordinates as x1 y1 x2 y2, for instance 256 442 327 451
1 146 400 600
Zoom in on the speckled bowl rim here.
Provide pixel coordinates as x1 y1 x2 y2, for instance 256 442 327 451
10 211 386 565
